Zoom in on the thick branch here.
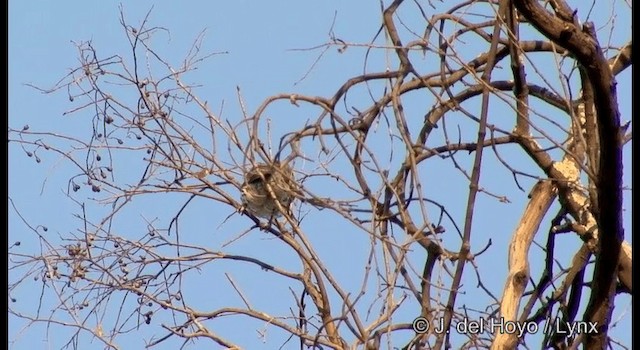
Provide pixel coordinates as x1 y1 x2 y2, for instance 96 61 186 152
513 2 624 348
492 180 556 349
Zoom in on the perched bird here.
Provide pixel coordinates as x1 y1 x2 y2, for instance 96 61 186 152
241 162 297 218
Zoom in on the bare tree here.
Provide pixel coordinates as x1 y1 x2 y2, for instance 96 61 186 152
9 1 631 349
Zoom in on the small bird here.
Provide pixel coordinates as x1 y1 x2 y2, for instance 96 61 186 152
241 162 296 218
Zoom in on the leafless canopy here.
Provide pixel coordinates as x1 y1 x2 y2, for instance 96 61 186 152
9 1 631 349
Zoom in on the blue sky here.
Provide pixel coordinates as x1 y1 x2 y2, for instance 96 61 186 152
9 1 632 349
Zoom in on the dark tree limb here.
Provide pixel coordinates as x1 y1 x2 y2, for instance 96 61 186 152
512 1 624 348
